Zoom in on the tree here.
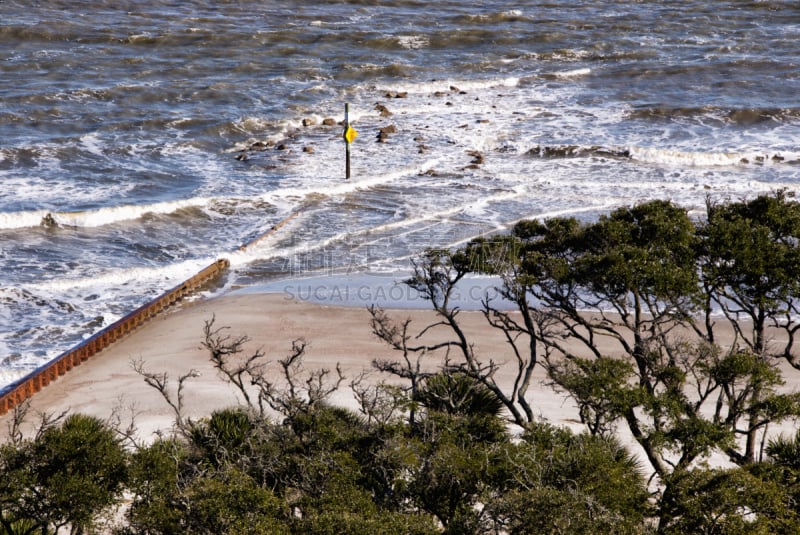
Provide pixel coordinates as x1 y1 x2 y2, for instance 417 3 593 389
414 371 505 419
373 194 800 531
201 316 343 422
181 467 289 535
134 327 441 534
657 466 799 534
370 248 539 428
0 414 127 535
402 406 511 533
700 190 800 462
488 423 650 534
124 437 188 535
700 190 800 357
125 432 292 535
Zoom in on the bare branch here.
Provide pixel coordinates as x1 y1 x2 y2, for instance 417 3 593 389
5 399 31 445
349 372 408 426
131 357 199 434
32 407 69 442
107 397 143 450
202 317 271 412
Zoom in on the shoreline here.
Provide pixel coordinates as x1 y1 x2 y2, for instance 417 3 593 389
0 267 517 425
0 288 577 442
3 280 798 475
226 271 517 310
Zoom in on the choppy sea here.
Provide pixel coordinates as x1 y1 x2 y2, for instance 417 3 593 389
2 0 799 386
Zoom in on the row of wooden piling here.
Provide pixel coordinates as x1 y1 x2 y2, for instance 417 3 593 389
0 258 230 416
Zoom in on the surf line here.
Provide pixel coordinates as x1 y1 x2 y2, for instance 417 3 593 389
0 208 305 417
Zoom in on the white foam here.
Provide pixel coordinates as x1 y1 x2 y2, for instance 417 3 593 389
0 209 51 229
376 76 520 96
0 197 214 230
233 116 280 136
397 35 429 49
259 156 445 202
26 257 219 293
80 132 106 156
230 184 530 269
629 146 799 167
548 67 592 78
0 369 26 388
233 225 351 268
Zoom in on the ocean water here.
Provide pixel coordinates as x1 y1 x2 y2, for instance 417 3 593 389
2 0 799 386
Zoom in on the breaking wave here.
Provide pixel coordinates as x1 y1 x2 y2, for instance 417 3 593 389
527 145 800 167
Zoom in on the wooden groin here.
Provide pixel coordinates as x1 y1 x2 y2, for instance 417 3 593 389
0 258 230 416
238 208 301 251
0 205 306 417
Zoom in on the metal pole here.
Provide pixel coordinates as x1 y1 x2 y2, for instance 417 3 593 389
344 103 351 180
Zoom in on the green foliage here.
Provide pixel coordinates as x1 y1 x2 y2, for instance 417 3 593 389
580 200 700 301
520 423 649 520
482 422 649 534
287 403 369 452
766 429 800 471
296 508 439 535
293 465 439 535
657 416 734 465
549 356 645 436
435 192 800 528
491 486 643 535
703 191 800 304
0 518 51 535
182 467 289 535
0 414 127 535
763 430 800 518
659 466 800 534
188 407 257 469
127 436 292 534
407 420 501 531
414 371 505 419
701 190 800 356
124 437 189 534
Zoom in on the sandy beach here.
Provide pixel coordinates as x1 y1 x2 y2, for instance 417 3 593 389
0 290 583 441
4 281 800 483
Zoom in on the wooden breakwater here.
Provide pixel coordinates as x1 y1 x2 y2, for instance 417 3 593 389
0 258 230 416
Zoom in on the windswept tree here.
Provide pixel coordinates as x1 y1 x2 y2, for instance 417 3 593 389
487 422 650 535
370 248 540 428
372 193 800 531
700 190 800 355
200 317 343 422
699 191 800 463
132 323 441 535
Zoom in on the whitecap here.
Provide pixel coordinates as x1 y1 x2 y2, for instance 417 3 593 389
629 147 799 167
397 35 429 50
26 257 219 293
547 68 592 78
0 209 51 229
378 76 520 96
80 132 106 156
0 197 213 230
